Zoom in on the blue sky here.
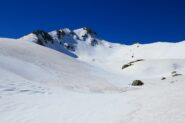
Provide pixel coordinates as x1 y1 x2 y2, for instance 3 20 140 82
0 0 185 44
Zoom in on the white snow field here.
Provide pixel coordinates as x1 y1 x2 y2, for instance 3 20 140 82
0 31 185 123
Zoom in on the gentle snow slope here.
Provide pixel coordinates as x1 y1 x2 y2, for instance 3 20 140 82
0 38 185 123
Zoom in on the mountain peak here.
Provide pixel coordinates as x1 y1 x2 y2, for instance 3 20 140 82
19 27 104 58
82 27 96 35
74 27 96 37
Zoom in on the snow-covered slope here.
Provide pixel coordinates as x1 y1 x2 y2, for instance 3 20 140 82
1 28 185 123
0 38 131 92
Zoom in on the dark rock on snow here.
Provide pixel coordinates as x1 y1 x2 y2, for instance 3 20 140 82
132 80 144 86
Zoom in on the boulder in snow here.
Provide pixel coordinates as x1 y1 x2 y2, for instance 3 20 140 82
132 80 144 86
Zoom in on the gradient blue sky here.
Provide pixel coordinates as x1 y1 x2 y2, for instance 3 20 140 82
0 0 185 44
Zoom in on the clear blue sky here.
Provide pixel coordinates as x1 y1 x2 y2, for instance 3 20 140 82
0 0 185 44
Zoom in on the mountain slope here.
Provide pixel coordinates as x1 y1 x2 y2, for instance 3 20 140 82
0 38 131 92
0 28 185 123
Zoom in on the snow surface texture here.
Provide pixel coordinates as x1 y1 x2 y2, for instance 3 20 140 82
1 28 185 123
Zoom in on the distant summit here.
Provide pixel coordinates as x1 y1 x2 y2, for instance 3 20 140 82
20 27 104 58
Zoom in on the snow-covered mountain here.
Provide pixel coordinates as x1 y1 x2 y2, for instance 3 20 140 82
20 27 185 78
1 28 185 123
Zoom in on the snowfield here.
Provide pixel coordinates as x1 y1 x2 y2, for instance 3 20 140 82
1 29 185 123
